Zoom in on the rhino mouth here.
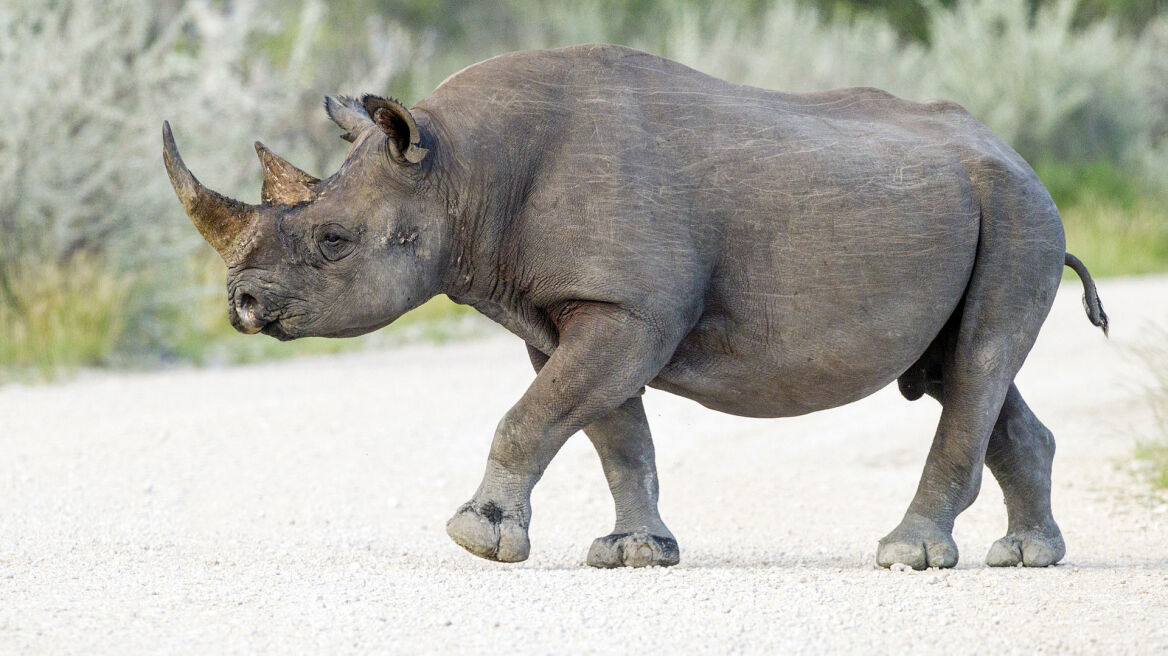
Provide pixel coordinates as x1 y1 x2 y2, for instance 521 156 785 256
260 320 297 341
257 316 392 341
323 323 389 338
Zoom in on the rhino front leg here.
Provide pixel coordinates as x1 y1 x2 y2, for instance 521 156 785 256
526 346 678 567
580 397 679 568
446 304 677 563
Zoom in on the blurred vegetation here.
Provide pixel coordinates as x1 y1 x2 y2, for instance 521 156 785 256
1133 325 1168 491
1135 435 1168 490
1 0 1166 378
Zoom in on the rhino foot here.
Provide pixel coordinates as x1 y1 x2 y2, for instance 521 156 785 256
446 502 530 563
985 529 1064 567
877 516 959 570
586 528 679 568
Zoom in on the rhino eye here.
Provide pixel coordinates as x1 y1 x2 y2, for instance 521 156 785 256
314 223 355 261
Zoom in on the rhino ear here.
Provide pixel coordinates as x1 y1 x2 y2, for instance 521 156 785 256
362 95 429 164
324 95 372 143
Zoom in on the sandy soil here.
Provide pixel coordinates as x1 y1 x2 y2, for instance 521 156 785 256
2 275 1166 654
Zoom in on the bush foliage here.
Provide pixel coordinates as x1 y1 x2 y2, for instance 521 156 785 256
1 0 1166 374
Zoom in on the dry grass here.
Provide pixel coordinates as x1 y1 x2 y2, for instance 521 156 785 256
0 255 132 379
1133 325 1168 491
1061 196 1168 278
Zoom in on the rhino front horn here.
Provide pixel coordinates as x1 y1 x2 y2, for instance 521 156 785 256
162 121 257 261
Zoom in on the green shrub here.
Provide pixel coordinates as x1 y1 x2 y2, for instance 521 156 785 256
1035 159 1149 210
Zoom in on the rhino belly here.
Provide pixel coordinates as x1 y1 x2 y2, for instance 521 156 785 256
650 218 977 418
651 299 958 418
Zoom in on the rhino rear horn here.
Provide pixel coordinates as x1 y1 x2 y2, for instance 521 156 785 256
162 121 258 261
254 141 320 206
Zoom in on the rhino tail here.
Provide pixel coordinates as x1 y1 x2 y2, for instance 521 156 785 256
1064 252 1109 337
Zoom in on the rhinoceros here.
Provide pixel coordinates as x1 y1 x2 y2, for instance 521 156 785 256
163 44 1108 570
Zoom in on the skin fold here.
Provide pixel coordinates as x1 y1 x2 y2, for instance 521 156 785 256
164 44 1108 569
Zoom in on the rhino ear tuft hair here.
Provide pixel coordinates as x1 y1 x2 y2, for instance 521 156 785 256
324 95 372 142
361 95 429 165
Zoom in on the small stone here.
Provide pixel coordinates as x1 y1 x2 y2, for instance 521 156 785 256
890 563 913 573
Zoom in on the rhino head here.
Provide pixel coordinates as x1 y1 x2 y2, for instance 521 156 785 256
163 95 449 340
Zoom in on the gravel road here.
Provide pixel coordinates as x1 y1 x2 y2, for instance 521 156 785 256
2 276 1167 654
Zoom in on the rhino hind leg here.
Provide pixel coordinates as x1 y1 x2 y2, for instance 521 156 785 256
983 384 1064 567
899 367 1065 568
526 346 679 568
879 176 1065 570
880 330 1017 570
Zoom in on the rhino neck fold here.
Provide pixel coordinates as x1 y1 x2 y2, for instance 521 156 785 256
419 103 559 354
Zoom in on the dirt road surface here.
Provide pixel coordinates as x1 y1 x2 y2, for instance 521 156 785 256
2 276 1167 654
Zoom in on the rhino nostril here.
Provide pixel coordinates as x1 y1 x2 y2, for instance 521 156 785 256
234 293 265 334
238 293 257 314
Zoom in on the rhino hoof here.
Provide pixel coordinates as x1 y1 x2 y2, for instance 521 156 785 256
877 519 959 570
586 529 679 568
986 530 1065 567
446 502 530 563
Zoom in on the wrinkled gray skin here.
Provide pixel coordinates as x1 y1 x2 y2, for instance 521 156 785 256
164 44 1109 570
